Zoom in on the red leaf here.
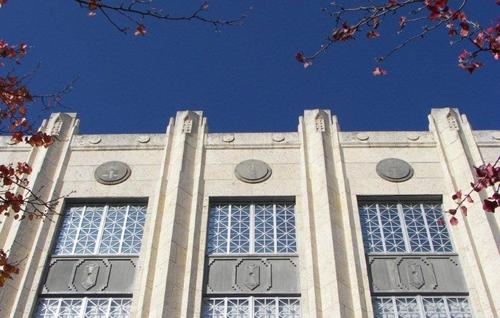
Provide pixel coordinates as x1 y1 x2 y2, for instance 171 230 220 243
372 67 388 76
483 199 498 213
459 22 470 37
448 209 457 215
295 52 305 63
436 218 445 226
450 216 459 225
399 16 407 28
466 195 474 203
367 31 380 39
134 25 147 36
452 190 462 201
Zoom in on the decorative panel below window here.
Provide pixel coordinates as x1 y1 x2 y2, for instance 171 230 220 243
373 296 472 318
34 297 131 318
202 297 300 318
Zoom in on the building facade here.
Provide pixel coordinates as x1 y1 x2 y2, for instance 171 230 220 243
0 108 498 318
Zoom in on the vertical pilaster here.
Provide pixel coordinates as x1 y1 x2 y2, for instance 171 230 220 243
0 113 79 317
298 109 354 317
429 108 499 317
145 111 206 317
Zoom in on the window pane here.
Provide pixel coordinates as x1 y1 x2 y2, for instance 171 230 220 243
53 204 147 256
359 200 453 254
378 204 406 252
207 205 230 254
360 204 385 253
226 298 250 318
403 204 432 252
121 205 147 254
202 298 300 318
254 204 275 253
99 205 127 254
275 204 297 253
229 205 251 253
373 296 472 318
207 202 297 255
35 298 131 318
424 204 453 252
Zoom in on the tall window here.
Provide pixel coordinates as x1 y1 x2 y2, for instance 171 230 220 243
203 201 300 318
35 203 147 318
358 199 471 318
207 203 297 255
359 201 453 253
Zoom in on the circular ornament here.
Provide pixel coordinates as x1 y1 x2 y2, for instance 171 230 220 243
234 159 272 184
272 134 285 142
356 133 369 141
89 137 102 144
222 134 235 143
376 158 414 182
407 133 420 141
94 161 131 185
138 136 150 143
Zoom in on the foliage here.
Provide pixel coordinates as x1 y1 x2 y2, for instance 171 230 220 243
295 0 500 74
446 157 500 225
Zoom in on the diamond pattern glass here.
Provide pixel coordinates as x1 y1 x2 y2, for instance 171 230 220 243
202 297 300 318
373 296 472 318
207 202 297 255
35 298 131 318
359 201 453 253
53 203 147 256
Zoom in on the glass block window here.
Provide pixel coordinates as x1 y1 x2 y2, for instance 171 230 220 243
359 201 453 253
202 297 300 318
207 203 296 255
34 297 131 318
373 296 472 318
53 203 147 256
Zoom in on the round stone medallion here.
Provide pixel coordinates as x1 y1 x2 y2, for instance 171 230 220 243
376 158 414 182
94 161 131 185
234 159 272 184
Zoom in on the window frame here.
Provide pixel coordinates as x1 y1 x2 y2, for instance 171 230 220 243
206 201 298 256
357 197 455 254
52 202 148 257
373 295 473 318
202 296 301 317
34 297 132 318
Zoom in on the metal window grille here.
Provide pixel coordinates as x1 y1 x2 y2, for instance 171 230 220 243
359 201 453 253
34 297 131 318
202 297 301 318
207 203 297 255
373 296 472 318
53 203 147 256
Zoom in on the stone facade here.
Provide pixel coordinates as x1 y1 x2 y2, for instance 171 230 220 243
0 108 498 317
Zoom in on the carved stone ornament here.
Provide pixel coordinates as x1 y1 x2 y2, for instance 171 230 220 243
81 263 100 290
376 158 414 182
234 159 272 184
407 262 425 289
94 161 131 185
243 264 261 290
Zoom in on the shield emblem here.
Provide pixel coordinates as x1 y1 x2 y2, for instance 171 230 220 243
81 263 100 290
244 264 260 290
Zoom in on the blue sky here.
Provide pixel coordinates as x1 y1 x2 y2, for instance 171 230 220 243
2 1 499 133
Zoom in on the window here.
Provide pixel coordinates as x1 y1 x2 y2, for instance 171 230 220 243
53 203 147 255
373 296 472 318
207 202 297 255
202 297 300 318
35 297 131 318
359 201 453 253
35 203 147 318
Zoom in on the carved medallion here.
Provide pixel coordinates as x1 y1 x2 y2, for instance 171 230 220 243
376 158 414 182
81 263 100 290
94 161 131 185
243 264 260 290
234 160 272 184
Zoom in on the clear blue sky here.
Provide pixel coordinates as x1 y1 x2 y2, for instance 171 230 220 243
2 1 499 133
